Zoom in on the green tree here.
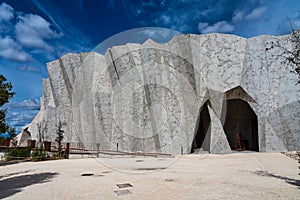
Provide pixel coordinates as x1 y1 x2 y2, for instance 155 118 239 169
55 121 65 158
7 126 17 147
0 74 15 134
287 29 300 82
7 126 16 139
266 27 300 83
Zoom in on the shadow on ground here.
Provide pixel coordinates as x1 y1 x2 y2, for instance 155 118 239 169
0 172 59 199
0 170 32 180
0 160 29 167
254 170 300 189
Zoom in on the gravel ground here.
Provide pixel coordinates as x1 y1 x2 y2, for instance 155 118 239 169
0 152 299 200
282 151 300 161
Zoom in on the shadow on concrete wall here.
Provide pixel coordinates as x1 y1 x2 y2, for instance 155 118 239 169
0 172 59 199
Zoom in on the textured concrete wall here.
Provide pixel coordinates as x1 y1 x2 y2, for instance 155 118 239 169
20 33 300 154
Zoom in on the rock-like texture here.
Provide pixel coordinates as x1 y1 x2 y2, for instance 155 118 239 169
19 33 300 154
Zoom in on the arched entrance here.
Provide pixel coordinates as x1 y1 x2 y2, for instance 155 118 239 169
191 102 211 153
223 99 258 151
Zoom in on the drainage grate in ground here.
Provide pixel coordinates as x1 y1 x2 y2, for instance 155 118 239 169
135 160 144 162
81 173 94 176
116 183 133 188
114 189 132 196
165 179 176 182
102 171 112 174
94 174 104 177
134 167 166 171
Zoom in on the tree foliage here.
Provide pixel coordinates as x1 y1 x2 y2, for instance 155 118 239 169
288 29 300 81
7 126 16 139
266 27 300 83
55 121 65 158
0 74 15 134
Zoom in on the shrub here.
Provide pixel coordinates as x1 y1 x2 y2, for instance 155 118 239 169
6 147 31 160
31 147 46 161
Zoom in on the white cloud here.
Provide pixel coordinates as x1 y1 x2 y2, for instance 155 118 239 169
0 36 31 62
6 110 39 127
4 98 40 127
154 14 190 32
142 28 181 38
232 10 244 23
245 6 267 20
19 66 41 72
160 15 171 24
198 21 234 34
232 5 268 23
15 14 61 51
5 98 40 110
0 2 13 22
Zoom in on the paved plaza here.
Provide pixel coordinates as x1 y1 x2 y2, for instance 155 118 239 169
0 152 299 199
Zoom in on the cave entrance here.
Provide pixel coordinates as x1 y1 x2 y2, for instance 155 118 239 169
191 102 211 153
223 99 258 151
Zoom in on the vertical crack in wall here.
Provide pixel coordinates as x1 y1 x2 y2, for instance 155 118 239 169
47 75 59 107
59 58 73 102
108 49 120 80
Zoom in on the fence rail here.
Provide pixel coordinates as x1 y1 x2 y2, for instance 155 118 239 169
1 140 174 159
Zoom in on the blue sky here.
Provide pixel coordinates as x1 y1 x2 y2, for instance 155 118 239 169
0 0 300 132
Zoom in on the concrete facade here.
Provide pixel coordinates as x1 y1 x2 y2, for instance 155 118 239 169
18 33 300 154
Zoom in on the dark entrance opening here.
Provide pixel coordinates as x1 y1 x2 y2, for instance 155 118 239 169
223 99 258 151
191 102 211 153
